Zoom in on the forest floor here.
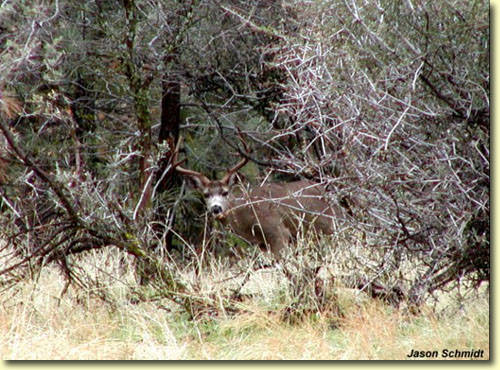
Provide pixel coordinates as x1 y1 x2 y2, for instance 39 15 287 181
0 248 489 360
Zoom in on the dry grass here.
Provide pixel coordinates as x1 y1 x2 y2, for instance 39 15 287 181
336 296 489 360
0 245 490 360
0 249 188 360
181 288 489 360
0 282 187 360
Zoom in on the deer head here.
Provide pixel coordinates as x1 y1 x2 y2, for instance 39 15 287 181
175 156 248 216
173 133 250 217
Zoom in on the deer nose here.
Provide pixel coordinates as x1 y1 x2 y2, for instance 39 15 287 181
211 205 223 215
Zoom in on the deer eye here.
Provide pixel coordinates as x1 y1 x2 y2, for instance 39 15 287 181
222 190 229 196
203 190 210 197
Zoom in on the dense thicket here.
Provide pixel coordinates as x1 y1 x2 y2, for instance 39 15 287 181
0 0 489 316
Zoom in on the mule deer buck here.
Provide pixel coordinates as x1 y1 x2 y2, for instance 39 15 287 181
174 140 342 259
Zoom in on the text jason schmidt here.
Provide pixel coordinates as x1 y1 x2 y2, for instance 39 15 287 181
406 348 485 359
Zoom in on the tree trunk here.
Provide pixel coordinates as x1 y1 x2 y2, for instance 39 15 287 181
155 71 181 251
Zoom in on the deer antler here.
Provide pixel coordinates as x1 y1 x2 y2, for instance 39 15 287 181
173 132 251 186
221 129 251 183
172 136 211 186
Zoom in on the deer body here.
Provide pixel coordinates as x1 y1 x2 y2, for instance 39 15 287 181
217 179 337 257
176 154 339 257
173 135 339 258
